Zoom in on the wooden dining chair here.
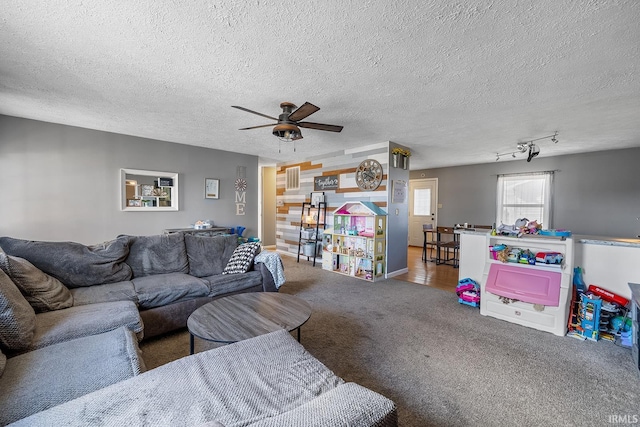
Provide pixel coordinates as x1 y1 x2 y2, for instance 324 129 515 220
422 224 437 262
436 226 460 268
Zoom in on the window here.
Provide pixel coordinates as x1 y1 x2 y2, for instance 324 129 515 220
413 188 431 216
496 172 553 227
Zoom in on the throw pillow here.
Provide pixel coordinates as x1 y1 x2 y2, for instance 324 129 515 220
0 253 73 312
0 268 36 351
222 242 261 275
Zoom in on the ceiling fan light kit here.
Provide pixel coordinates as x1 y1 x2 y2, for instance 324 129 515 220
272 123 302 141
496 131 559 162
232 101 343 152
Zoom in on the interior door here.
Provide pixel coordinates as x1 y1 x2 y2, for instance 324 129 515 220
408 178 438 246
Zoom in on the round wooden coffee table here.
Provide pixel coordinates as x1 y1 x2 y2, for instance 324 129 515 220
187 292 312 354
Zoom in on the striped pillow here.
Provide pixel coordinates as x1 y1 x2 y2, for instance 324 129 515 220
222 243 261 275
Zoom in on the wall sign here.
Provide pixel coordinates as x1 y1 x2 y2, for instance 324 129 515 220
235 166 246 215
392 180 407 203
314 174 339 191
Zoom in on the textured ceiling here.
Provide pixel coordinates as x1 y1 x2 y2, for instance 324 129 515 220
1 1 639 169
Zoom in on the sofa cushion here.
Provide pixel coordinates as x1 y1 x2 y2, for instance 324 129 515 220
185 234 238 277
0 348 5 378
132 273 209 309
124 233 189 278
204 270 264 297
0 326 145 426
11 330 347 427
246 383 398 427
0 269 35 352
0 253 73 312
0 236 132 288
29 301 144 351
222 242 261 275
70 281 137 306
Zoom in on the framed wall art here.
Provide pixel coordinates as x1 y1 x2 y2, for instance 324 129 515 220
205 178 219 199
311 191 325 207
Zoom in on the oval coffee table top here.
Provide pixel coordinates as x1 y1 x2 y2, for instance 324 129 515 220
187 292 312 344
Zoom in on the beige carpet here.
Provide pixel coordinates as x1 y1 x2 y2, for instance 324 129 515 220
141 255 640 427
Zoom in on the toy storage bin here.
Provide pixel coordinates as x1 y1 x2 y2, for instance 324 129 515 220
480 235 573 337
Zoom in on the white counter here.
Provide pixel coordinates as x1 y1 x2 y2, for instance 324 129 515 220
458 231 640 299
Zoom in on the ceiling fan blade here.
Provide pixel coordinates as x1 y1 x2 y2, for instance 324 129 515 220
298 121 344 133
231 106 278 121
288 102 320 122
239 124 276 130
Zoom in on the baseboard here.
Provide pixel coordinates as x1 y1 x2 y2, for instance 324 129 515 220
386 268 409 278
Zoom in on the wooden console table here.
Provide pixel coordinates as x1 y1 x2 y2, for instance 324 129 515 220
163 227 230 237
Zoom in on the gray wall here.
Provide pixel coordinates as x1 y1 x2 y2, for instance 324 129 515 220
0 115 259 244
386 142 410 273
261 166 276 246
410 148 640 238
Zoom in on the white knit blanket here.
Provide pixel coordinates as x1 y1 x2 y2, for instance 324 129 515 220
254 251 285 289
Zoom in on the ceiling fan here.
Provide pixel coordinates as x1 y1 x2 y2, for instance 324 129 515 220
232 102 343 142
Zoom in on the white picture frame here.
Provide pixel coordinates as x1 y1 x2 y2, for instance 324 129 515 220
205 178 220 199
310 192 325 207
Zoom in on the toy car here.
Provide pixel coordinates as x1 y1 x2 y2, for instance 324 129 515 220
535 251 563 264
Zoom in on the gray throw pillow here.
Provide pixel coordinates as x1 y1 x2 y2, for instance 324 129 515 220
222 243 261 275
0 253 73 312
0 236 132 288
0 268 36 351
185 234 238 277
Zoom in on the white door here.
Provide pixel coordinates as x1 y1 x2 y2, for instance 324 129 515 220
408 178 438 247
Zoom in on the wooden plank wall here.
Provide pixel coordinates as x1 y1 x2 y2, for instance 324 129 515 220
275 143 390 257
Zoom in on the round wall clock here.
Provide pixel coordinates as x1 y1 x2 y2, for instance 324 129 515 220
355 159 383 191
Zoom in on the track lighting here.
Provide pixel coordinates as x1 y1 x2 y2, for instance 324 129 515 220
495 132 559 162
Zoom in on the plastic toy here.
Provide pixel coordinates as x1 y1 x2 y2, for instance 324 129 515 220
587 285 629 307
579 293 602 341
535 252 563 264
518 249 536 265
507 248 522 263
519 219 542 235
456 278 480 308
573 266 586 293
539 229 572 237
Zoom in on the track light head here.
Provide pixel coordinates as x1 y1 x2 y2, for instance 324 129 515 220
527 144 540 162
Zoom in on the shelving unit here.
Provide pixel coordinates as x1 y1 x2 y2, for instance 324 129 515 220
322 201 387 282
297 201 327 266
480 234 574 336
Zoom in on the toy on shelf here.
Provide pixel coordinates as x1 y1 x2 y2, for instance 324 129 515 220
456 278 480 308
535 251 563 265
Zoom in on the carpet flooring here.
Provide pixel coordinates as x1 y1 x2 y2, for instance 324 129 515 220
141 255 640 427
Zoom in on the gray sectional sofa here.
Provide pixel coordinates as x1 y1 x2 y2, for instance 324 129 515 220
0 233 277 337
12 330 398 427
0 232 397 426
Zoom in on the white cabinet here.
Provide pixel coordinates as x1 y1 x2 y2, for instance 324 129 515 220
480 235 574 336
